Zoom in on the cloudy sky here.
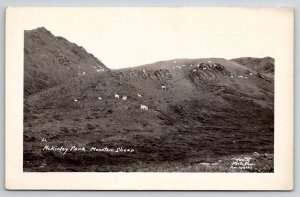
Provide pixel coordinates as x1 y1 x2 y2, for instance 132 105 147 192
14 7 292 69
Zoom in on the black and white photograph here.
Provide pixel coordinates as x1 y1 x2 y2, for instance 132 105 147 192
5 7 293 190
23 12 275 173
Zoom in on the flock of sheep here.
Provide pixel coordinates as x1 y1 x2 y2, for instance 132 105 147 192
73 85 168 111
74 61 254 112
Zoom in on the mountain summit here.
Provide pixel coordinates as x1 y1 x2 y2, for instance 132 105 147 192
24 27 108 97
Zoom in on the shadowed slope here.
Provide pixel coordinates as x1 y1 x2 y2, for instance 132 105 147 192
24 27 108 97
24 56 274 172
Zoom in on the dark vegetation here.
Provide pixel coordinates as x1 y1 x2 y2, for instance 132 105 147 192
23 27 274 172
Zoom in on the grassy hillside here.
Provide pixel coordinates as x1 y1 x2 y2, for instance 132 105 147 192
24 55 274 172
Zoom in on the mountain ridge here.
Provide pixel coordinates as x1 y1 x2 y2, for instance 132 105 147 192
230 56 274 77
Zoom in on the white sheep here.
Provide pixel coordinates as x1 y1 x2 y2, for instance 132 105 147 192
74 99 78 102
253 152 260 157
161 85 166 90
142 69 147 77
114 94 120 99
98 97 102 100
137 94 142 97
193 69 197 72
122 96 127 100
140 105 148 110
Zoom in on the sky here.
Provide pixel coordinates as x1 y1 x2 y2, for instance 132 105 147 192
14 7 292 69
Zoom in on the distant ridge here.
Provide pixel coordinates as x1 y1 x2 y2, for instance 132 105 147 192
231 57 274 77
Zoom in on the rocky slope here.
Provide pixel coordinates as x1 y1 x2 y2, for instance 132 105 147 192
24 27 108 97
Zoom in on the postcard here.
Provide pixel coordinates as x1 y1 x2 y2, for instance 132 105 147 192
5 7 293 190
